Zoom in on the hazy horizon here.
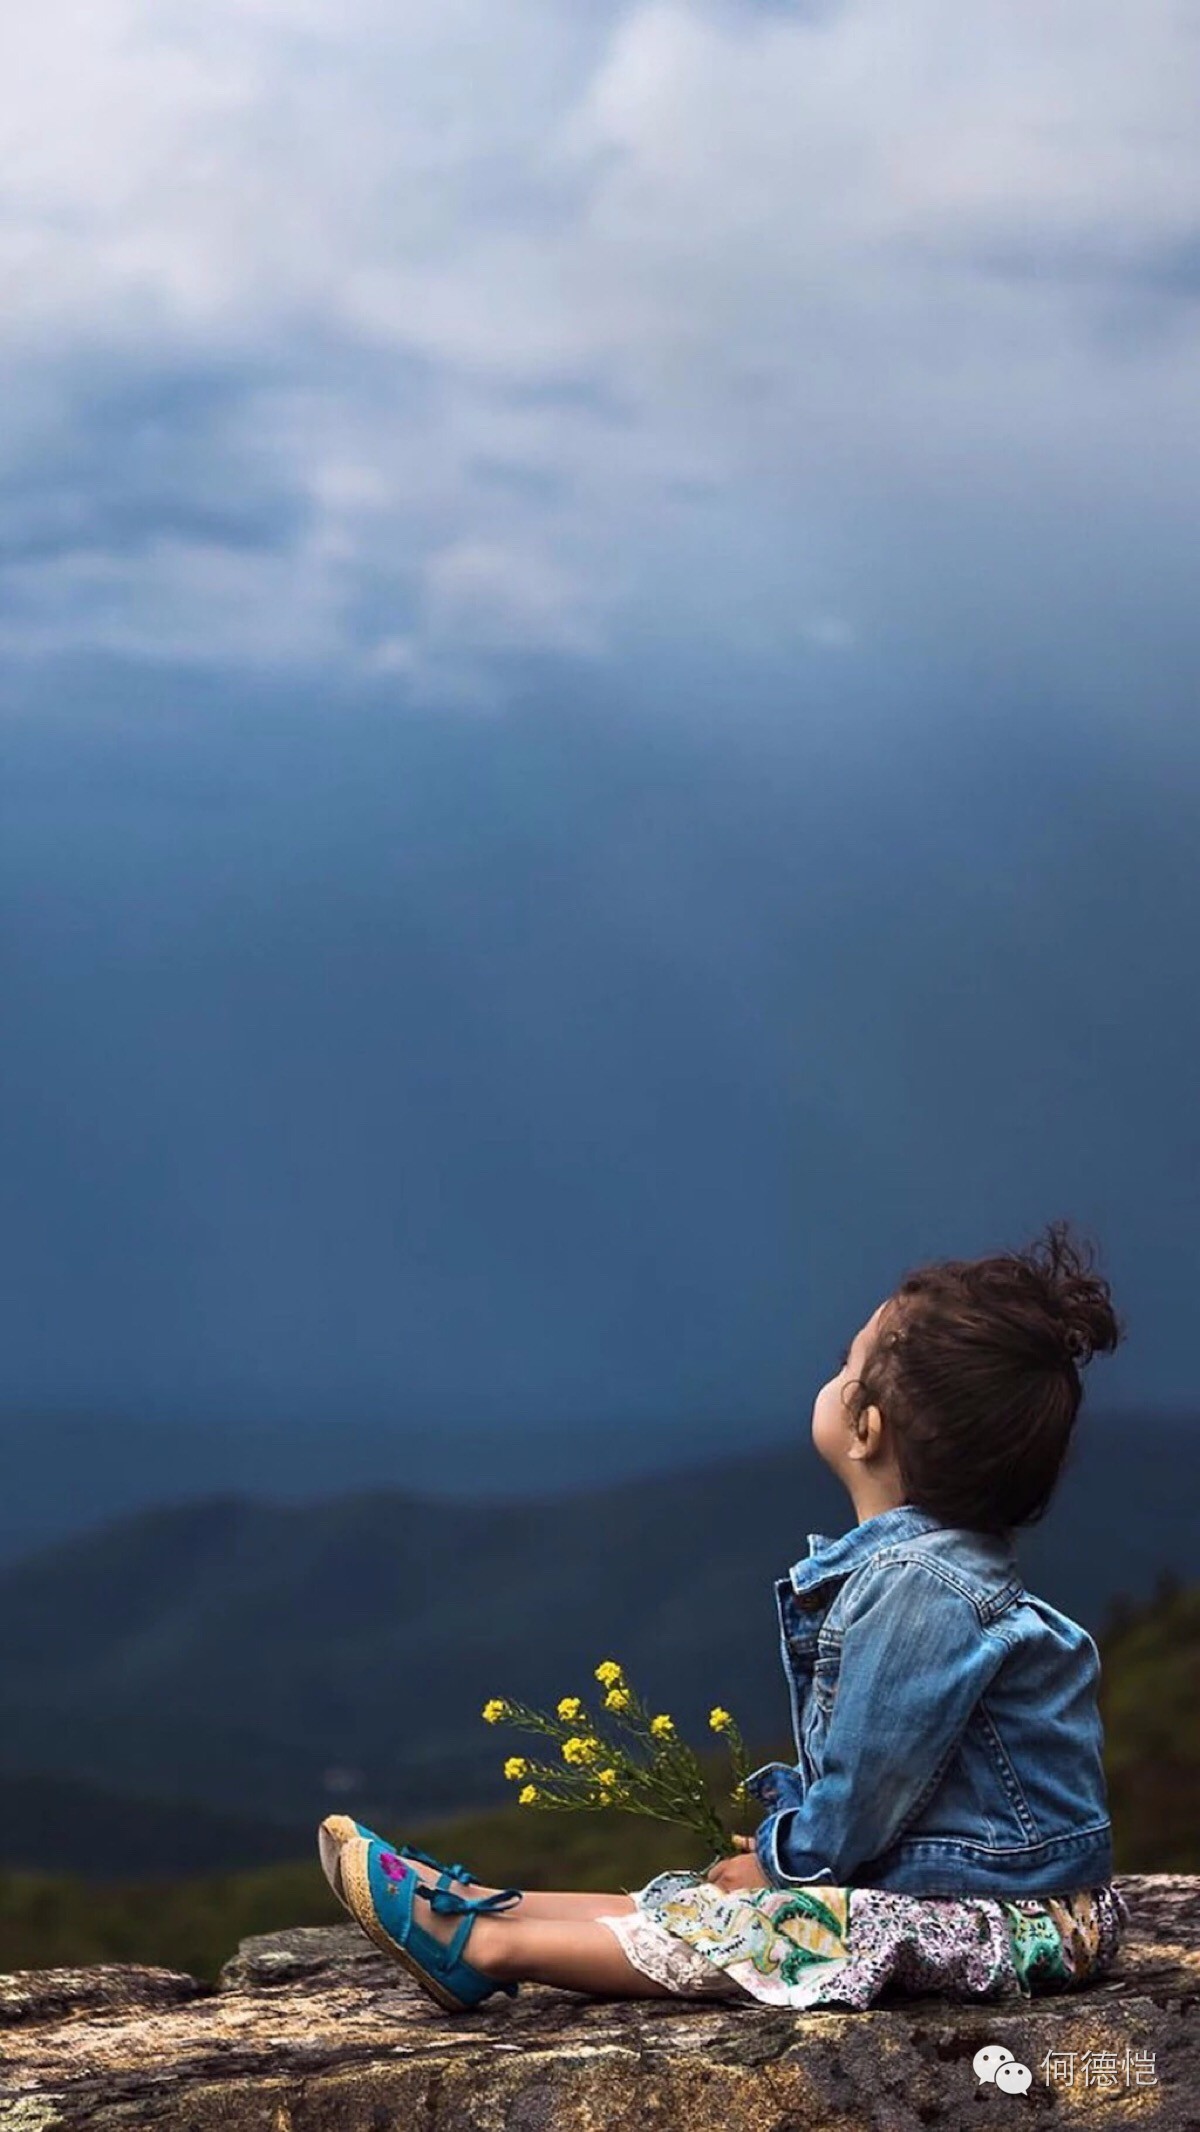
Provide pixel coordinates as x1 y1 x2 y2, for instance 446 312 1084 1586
0 1395 1179 1572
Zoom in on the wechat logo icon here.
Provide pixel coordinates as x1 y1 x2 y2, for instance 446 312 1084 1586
974 2043 1033 2094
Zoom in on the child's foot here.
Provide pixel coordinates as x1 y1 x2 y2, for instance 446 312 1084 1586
380 1850 509 1953
318 1817 489 1908
379 1851 479 1958
319 1823 514 1971
331 1830 519 2000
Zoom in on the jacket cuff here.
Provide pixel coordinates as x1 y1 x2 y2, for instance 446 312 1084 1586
742 1759 804 1811
754 1808 838 1889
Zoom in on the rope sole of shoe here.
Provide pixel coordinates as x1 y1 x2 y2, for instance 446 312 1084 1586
318 1815 359 1915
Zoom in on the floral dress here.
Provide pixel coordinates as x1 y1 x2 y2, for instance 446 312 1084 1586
594 1868 1129 2008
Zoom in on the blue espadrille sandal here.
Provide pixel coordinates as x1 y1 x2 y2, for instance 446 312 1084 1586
336 1833 522 2012
318 1814 484 1918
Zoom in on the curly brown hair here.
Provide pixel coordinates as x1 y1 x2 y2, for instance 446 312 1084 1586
846 1218 1126 1534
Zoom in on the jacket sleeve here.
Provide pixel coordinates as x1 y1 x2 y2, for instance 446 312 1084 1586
753 1557 1010 1888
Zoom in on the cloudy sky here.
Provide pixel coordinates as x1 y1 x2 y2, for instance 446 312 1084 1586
1 0 1197 1500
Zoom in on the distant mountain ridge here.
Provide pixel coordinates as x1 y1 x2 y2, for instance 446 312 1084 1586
0 1416 1194 1866
0 1768 318 1880
0 1402 1186 1570
0 1406 812 1566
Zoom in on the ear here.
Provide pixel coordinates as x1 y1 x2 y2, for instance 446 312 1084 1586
848 1402 885 1459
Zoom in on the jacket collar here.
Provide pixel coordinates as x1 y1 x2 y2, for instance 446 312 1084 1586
788 1503 951 1594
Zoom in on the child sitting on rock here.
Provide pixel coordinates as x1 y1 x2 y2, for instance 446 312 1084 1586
319 1218 1130 2011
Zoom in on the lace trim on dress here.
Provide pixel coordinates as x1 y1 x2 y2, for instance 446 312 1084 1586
594 1909 748 1996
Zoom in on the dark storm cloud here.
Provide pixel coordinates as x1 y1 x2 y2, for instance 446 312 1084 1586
1 362 292 554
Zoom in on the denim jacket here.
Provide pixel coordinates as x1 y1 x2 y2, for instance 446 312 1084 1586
745 1503 1115 1897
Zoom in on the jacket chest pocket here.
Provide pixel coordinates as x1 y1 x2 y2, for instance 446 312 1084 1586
810 1629 843 1713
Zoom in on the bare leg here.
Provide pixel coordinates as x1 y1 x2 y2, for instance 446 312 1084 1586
405 1868 679 1996
388 1853 641 1922
463 1911 678 1998
472 1885 639 1921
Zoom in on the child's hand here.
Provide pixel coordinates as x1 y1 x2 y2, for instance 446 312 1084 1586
703 1833 772 1892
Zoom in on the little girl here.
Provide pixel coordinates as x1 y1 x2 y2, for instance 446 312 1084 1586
319 1218 1131 2012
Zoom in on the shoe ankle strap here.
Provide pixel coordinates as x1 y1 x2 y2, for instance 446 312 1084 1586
419 1882 523 1917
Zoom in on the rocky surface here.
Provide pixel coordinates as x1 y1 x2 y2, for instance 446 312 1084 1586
0 1875 1196 2130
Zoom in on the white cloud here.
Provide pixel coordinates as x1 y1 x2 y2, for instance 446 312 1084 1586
0 0 1197 697
422 538 609 656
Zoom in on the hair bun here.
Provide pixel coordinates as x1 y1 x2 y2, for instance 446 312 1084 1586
1025 1218 1125 1371
1062 1320 1091 1366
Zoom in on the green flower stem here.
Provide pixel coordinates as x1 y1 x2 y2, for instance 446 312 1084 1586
595 1686 728 1853
620 1685 730 1846
722 1717 752 1824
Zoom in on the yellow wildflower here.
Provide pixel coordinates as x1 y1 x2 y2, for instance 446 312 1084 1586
604 1686 632 1713
561 1735 599 1766
594 1660 623 1687
518 1784 538 1805
650 1714 675 1739
482 1698 507 1724
556 1695 584 1722
709 1706 732 1733
503 1757 529 1781
596 1768 618 1788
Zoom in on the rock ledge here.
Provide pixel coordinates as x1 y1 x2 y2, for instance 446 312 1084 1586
0 1874 1196 2129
